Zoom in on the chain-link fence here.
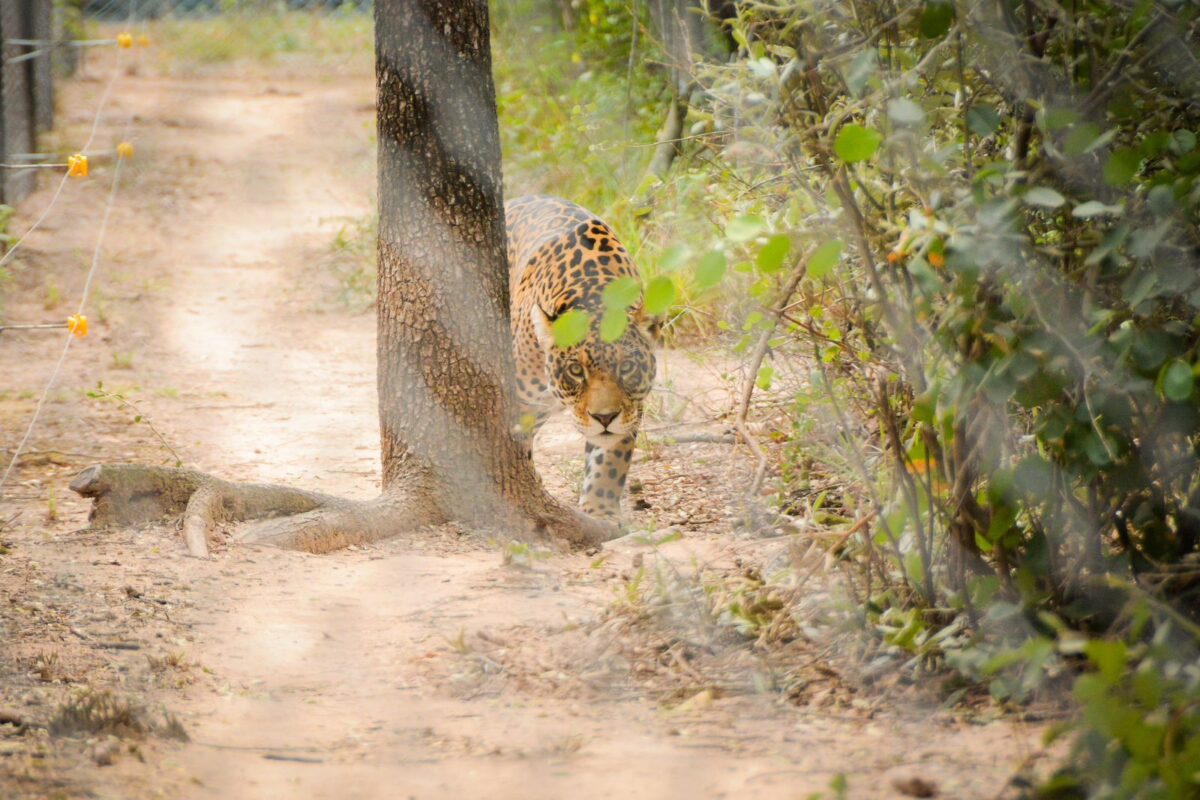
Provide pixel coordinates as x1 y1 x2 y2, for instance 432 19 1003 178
83 0 371 18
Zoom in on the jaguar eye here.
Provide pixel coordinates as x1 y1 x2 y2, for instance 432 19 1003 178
565 361 585 379
619 358 637 375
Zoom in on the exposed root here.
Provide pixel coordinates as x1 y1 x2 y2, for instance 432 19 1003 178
528 502 620 550
234 493 441 553
70 463 620 556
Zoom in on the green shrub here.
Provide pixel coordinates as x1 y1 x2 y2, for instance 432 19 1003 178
618 1 1200 793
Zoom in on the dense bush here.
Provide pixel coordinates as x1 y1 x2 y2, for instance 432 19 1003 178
699 1 1200 793
495 0 1200 793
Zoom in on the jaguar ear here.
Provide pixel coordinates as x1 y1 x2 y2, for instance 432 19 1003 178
631 305 665 345
531 304 556 348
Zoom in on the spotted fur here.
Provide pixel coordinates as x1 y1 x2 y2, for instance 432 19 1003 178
506 195 657 521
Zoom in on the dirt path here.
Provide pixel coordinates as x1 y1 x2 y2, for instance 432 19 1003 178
1 57 1047 799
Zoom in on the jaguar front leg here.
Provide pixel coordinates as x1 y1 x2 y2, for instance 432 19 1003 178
580 434 636 521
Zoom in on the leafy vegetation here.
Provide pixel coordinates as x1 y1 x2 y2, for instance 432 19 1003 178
147 3 372 69
493 0 1200 794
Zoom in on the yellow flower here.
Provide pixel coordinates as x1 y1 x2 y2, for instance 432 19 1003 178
117 33 133 49
67 315 88 338
117 142 134 160
571 52 583 65
137 35 150 48
67 154 88 178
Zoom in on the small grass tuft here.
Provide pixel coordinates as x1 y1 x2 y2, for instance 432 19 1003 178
50 689 149 738
49 688 189 742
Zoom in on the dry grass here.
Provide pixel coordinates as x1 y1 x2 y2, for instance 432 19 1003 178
49 688 188 742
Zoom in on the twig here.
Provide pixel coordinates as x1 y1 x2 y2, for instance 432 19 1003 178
263 754 325 764
646 432 735 445
736 253 811 495
87 387 184 467
790 512 877 593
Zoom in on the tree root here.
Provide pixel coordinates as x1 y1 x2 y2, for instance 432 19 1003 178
524 502 619 551
232 493 442 554
69 463 619 556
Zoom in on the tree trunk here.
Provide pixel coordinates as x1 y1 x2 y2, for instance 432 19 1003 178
642 0 728 181
646 89 690 179
70 0 617 553
373 0 609 542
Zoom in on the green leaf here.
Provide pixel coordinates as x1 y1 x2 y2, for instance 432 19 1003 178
1040 108 1078 132
599 307 629 343
1083 432 1113 466
643 275 676 315
834 124 882 163
1159 359 1194 402
1141 130 1171 157
1103 148 1141 187
1147 185 1175 217
845 50 876 96
1024 187 1065 208
657 243 691 273
1171 129 1196 154
807 240 844 279
602 276 640 310
966 106 1000 137
725 214 766 242
756 235 791 274
551 309 590 348
693 250 727 289
919 1 954 38
1084 640 1127 686
1072 200 1122 218
756 364 774 390
1063 123 1101 157
987 504 1017 542
887 98 924 126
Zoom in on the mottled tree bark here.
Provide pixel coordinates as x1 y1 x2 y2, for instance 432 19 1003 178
70 0 616 553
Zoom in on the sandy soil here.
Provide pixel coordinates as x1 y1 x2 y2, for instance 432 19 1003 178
0 50 1050 799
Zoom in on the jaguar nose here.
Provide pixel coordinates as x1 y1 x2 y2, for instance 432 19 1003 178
590 411 619 429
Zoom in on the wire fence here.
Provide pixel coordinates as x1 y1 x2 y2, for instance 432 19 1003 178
84 0 371 18
0 0 139 498
0 0 365 497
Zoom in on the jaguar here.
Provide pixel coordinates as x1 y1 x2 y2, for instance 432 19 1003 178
506 195 658 521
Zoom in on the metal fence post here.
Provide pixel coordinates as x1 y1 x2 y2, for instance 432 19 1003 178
25 0 54 134
0 0 37 205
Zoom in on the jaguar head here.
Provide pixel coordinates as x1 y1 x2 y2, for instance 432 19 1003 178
532 303 658 444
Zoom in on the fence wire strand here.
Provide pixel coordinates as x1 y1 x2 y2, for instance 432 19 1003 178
0 20 135 498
